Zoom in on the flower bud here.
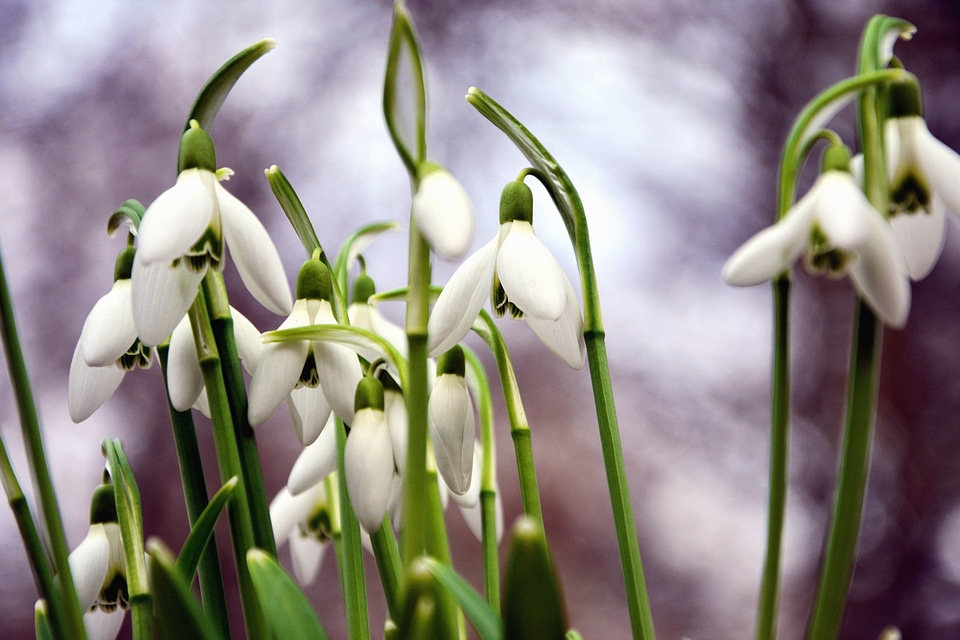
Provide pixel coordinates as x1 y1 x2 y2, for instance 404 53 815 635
177 120 217 173
428 347 475 495
296 259 334 302
499 180 534 225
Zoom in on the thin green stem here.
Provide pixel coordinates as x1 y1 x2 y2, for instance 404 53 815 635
189 289 266 639
371 518 403 622
756 276 791 640
0 245 87 640
157 344 231 639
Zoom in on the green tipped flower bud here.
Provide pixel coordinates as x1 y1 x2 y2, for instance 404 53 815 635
89 484 118 525
499 180 534 225
352 273 377 305
296 259 333 302
435 345 465 378
886 79 923 119
177 120 217 173
395 559 456 640
821 143 852 175
113 246 136 282
503 516 568 640
354 376 385 413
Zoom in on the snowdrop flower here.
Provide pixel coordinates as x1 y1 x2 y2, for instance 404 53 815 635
451 444 504 544
69 484 128 640
344 377 396 533
413 163 474 260
428 180 586 369
428 346 475 496
723 143 910 328
270 481 333 586
247 259 362 445
69 247 152 422
348 272 407 357
166 306 262 414
883 79 960 279
131 120 292 346
286 414 338 496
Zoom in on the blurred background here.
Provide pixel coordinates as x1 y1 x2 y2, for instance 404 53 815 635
2 0 960 638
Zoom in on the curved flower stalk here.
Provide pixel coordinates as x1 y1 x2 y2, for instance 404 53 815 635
428 179 585 369
344 377 396 533
883 78 960 279
131 120 292 346
69 247 152 422
723 143 910 328
270 482 333 586
412 162 474 260
247 259 362 445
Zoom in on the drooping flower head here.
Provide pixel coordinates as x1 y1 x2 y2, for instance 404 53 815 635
131 120 291 346
344 376 395 534
248 258 362 445
271 481 333 587
428 345 475 496
723 142 910 327
428 179 585 368
69 246 152 422
413 162 474 260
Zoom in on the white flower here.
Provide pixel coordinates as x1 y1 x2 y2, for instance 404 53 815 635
286 415 338 496
884 114 960 279
428 348 475 496
723 168 910 328
131 122 292 346
413 165 474 260
69 249 152 423
270 482 332 586
428 180 585 369
344 402 395 534
451 444 504 544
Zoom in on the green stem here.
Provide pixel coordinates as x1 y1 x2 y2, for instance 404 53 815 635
335 419 371 640
371 518 403 622
805 304 880 640
189 288 267 639
202 274 276 555
157 344 231 639
756 276 791 640
0 245 87 640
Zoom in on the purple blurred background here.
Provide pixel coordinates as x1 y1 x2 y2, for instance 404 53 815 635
3 0 960 638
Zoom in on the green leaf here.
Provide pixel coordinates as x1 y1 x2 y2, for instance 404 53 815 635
247 548 331 640
149 539 223 640
264 165 323 258
34 601 53 640
383 1 427 177
502 516 568 640
423 558 503 640
185 38 276 132
175 477 238 581
396 559 457 640
107 199 146 236
102 439 149 601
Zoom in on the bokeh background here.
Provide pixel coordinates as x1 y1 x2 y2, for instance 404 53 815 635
2 0 960 638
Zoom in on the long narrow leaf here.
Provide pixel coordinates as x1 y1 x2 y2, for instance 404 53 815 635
247 549 331 640
264 165 323 258
175 477 238 581
186 39 276 132
423 558 502 640
149 540 223 640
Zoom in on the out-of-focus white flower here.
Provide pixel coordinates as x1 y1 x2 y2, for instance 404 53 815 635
428 180 585 368
344 378 395 534
131 121 291 346
348 273 407 357
270 482 332 586
723 145 910 328
451 444 504 544
428 347 475 496
412 163 474 260
69 247 151 423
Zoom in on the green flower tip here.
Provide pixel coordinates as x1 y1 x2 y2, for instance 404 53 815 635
178 119 217 173
352 273 377 305
500 179 534 225
354 376 385 413
296 259 333 301
436 345 465 377
885 77 922 119
821 143 852 174
89 484 118 525
113 246 136 281
415 160 443 183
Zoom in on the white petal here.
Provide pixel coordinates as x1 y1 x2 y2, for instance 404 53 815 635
450 444 483 509
68 343 125 423
344 408 394 533
131 258 204 347
84 608 125 640
889 199 947 280
458 490 503 544
849 211 911 328
79 280 137 367
68 524 110 609
813 172 874 250
287 387 333 446
289 530 327 586
915 119 960 218
350 303 407 357
313 341 363 426
166 315 204 411
230 306 263 373
269 486 312 544
412 170 474 260
524 273 585 369
216 182 293 315
385 389 408 476
247 302 312 427
722 196 815 286
496 221 567 320
428 375 475 495
287 417 338 495
427 236 498 356
136 169 216 265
